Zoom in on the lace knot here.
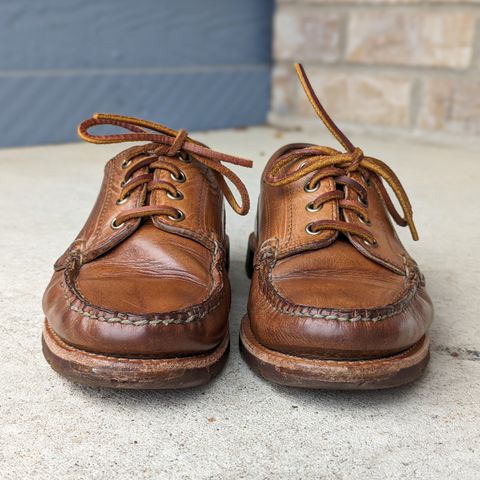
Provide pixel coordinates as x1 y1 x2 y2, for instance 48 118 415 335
77 113 252 216
166 129 189 157
346 147 364 172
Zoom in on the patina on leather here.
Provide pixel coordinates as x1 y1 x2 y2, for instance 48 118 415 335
247 64 433 360
43 114 252 357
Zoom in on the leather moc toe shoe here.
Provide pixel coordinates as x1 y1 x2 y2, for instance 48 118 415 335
42 113 252 389
240 65 434 390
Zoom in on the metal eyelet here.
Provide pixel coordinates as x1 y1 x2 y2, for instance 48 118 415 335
357 213 371 226
363 237 378 247
111 217 125 230
115 194 130 205
304 181 320 193
167 190 184 201
305 223 321 235
168 209 185 222
358 195 368 208
170 170 186 183
121 159 132 169
306 202 322 213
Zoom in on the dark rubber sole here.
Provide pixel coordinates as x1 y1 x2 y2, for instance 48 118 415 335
42 319 229 389
240 314 430 390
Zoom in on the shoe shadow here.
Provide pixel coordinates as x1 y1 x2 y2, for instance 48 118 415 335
269 371 431 410
65 371 226 408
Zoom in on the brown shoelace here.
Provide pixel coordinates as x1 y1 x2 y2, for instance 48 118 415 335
265 64 418 246
78 113 252 228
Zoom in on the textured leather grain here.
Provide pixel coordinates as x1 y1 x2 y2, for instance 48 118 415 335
247 64 433 360
43 114 251 357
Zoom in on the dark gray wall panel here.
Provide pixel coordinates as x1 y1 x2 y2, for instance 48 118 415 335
0 0 273 146
0 0 273 70
0 67 271 147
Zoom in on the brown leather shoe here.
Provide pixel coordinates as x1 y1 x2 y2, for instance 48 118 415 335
240 64 434 390
42 113 252 389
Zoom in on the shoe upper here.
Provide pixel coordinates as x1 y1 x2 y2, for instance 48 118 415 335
247 64 433 360
43 114 251 357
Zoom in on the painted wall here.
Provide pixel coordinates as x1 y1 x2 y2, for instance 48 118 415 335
0 0 273 147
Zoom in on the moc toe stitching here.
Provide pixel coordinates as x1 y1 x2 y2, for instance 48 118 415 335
61 246 225 326
258 256 420 323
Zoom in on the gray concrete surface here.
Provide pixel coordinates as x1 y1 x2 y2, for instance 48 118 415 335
0 126 479 479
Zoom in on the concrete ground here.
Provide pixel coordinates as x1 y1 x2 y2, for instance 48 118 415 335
0 126 479 479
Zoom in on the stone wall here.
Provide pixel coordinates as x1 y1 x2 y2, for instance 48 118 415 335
270 0 480 144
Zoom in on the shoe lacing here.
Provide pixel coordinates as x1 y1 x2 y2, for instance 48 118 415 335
78 113 252 229
265 64 418 246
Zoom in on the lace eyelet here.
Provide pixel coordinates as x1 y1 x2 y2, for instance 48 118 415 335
306 202 322 213
363 237 378 247
121 159 132 169
170 170 186 183
111 217 125 230
356 213 371 226
305 223 321 235
168 209 185 222
167 190 184 201
304 181 320 193
116 194 130 205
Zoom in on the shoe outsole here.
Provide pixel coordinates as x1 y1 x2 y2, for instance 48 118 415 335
240 314 429 390
42 319 229 389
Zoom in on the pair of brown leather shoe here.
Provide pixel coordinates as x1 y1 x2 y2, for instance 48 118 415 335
42 65 433 390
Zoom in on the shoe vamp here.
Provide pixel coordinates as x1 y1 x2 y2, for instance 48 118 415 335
76 222 212 314
272 239 406 310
